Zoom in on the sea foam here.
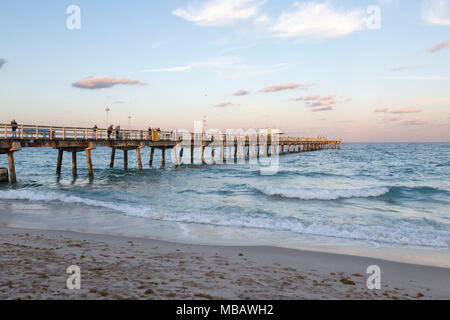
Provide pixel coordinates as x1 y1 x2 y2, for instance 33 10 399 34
253 185 389 200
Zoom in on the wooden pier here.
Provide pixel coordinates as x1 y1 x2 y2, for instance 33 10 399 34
0 124 341 183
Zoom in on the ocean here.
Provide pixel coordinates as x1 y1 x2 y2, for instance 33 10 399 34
1 143 449 265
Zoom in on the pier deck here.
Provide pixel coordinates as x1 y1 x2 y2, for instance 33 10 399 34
0 124 341 183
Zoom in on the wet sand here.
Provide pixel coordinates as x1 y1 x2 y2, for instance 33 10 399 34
0 226 449 300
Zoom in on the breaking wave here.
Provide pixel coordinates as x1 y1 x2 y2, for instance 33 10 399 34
253 185 390 200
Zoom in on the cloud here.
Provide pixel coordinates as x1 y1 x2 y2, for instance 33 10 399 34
389 66 407 72
293 94 339 111
427 40 450 53
270 2 365 39
262 83 307 92
390 107 421 114
306 95 336 107
214 102 235 108
72 76 146 89
311 106 333 112
233 90 250 96
423 0 450 25
403 119 427 125
142 65 192 72
143 57 240 74
0 58 7 69
375 107 389 112
292 95 320 101
173 0 262 27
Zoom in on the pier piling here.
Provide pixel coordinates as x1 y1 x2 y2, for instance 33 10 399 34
110 148 115 169
8 152 16 183
137 147 143 170
72 152 77 176
85 148 93 177
56 149 63 174
149 147 155 167
161 148 166 167
123 150 128 170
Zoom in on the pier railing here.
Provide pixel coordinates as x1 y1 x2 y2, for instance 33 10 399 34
0 124 179 142
1 123 339 143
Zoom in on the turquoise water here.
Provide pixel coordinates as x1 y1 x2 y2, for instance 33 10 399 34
0 143 449 249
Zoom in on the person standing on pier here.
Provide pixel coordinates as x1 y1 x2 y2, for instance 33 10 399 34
115 125 121 140
107 124 113 139
93 124 98 139
11 119 18 138
148 127 152 140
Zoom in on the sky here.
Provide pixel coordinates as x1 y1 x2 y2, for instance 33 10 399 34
0 0 449 142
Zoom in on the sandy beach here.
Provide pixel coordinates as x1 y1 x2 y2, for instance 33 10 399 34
1 226 449 300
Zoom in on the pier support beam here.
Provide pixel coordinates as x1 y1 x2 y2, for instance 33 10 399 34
161 148 166 167
136 147 143 170
149 147 155 166
201 145 205 165
179 148 184 163
110 148 116 169
72 152 77 176
191 133 195 164
85 148 93 177
123 150 128 170
8 152 16 184
173 147 179 167
56 149 63 174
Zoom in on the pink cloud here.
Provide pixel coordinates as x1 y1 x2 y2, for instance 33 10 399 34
390 107 421 114
262 83 304 92
311 106 333 112
233 90 250 96
389 66 407 72
72 76 146 89
428 41 450 53
214 102 234 108
292 95 320 101
308 96 336 107
403 119 427 126
375 107 389 113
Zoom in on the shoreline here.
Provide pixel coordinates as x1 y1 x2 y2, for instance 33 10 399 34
1 226 449 300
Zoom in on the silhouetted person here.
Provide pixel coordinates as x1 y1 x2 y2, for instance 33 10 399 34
11 120 18 138
115 125 121 139
107 125 113 139
93 125 98 138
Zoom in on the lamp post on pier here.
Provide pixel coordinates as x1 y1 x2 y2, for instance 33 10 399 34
105 107 111 128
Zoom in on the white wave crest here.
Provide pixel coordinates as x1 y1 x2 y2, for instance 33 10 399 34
254 185 389 200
